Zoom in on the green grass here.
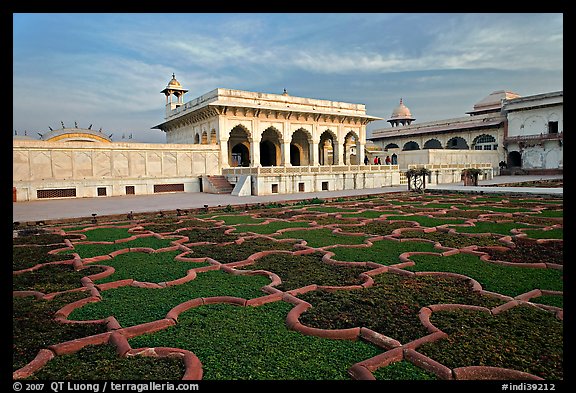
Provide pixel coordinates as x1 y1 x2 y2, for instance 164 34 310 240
13 233 82 245
13 191 564 380
329 238 438 265
74 227 135 241
338 221 418 236
372 360 437 380
340 210 395 219
405 253 563 297
397 230 505 248
446 221 536 235
531 294 563 309
13 245 75 271
61 236 175 259
174 227 239 244
140 218 214 233
25 344 186 380
536 210 563 218
240 251 370 291
468 196 509 203
507 198 562 205
128 302 383 380
13 264 104 293
233 220 310 235
91 250 206 284
183 237 298 264
274 228 370 248
13 292 108 372
418 305 563 380
520 228 563 239
69 270 271 327
211 214 266 225
298 273 503 344
385 215 467 227
461 206 534 213
305 206 359 213
420 203 466 209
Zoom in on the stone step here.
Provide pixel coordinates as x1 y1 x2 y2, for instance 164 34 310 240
206 176 234 194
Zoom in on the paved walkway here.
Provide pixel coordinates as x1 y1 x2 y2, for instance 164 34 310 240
12 175 562 223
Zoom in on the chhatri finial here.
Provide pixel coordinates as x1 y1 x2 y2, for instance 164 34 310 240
399 98 403 105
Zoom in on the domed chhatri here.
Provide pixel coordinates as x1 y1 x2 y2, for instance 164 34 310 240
161 73 188 112
166 73 183 89
388 98 415 127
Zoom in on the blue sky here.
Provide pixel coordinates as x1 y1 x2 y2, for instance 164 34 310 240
13 13 563 143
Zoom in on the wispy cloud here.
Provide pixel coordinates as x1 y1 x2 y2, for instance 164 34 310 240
13 13 563 142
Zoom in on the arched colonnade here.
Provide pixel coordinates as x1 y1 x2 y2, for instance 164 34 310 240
383 133 498 152
224 124 363 168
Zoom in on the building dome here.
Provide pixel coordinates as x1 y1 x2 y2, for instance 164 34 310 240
388 98 415 127
161 73 188 98
166 73 182 88
466 90 521 116
41 127 113 143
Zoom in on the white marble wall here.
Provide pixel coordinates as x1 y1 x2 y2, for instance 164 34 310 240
13 140 221 201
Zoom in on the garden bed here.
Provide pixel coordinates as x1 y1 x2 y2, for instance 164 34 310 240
13 191 563 381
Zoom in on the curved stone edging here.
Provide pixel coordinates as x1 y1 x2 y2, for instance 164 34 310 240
453 365 544 380
13 196 563 381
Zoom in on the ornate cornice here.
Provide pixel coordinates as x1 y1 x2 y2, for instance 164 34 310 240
158 104 375 132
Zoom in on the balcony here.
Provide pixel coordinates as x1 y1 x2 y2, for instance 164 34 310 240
504 132 563 146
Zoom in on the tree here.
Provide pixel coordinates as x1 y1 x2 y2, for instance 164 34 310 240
405 167 431 193
461 168 483 186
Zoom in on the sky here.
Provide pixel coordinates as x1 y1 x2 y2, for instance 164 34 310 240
13 13 563 143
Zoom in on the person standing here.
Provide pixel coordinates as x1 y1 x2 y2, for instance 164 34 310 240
374 156 379 165
385 155 391 165
377 156 382 165
364 155 369 165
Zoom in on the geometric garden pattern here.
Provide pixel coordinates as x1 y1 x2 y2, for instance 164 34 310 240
13 192 563 380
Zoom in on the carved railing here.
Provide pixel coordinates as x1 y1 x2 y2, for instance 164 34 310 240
407 163 492 170
223 164 400 176
504 132 563 144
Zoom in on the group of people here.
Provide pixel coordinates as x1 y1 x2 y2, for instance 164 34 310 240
364 155 392 165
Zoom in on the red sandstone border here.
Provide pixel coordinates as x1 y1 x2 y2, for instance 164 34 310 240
14 199 564 381
349 298 551 380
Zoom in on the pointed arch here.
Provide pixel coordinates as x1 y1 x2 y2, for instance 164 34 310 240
472 134 497 150
402 141 420 151
508 151 522 167
423 139 442 149
446 136 469 150
260 127 282 166
343 131 359 165
319 129 337 165
290 128 312 166
228 125 251 167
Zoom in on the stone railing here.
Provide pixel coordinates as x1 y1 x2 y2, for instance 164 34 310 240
223 164 399 176
504 132 563 144
402 163 494 185
407 163 492 170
